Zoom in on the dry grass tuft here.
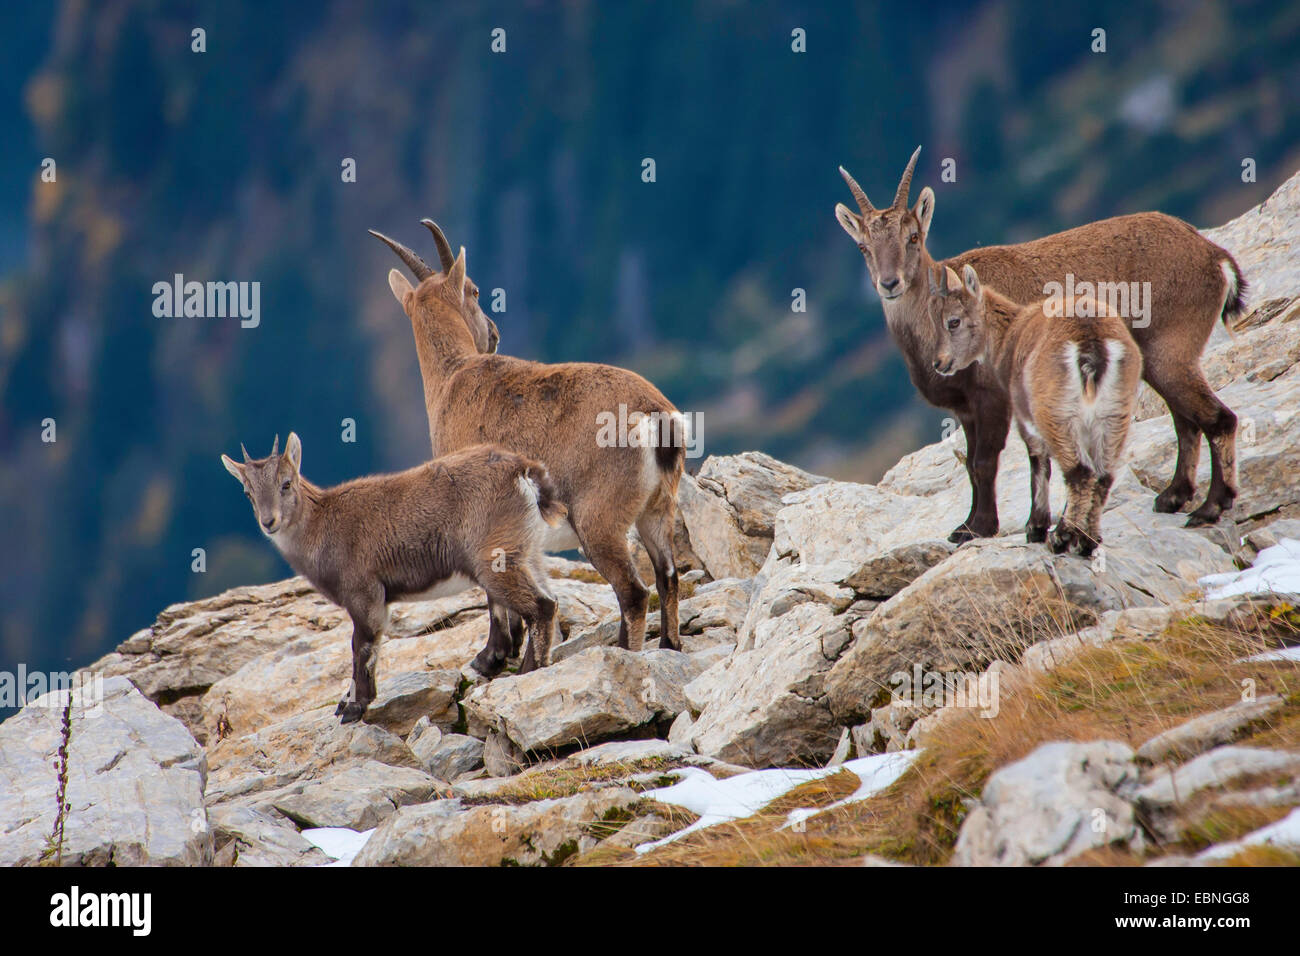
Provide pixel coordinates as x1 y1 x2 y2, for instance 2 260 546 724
594 605 1300 867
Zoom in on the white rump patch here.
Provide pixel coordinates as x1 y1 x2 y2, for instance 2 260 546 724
396 573 476 603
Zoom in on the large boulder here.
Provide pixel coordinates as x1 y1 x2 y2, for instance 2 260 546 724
463 647 706 756
678 452 828 580
204 708 422 805
952 741 1141 866
209 806 331 867
0 676 210 866
683 602 853 767
352 788 642 866
825 533 1232 724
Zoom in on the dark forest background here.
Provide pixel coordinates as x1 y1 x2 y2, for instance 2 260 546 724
1 0 1298 687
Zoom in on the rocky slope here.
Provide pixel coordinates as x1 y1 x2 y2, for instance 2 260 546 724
3 170 1300 867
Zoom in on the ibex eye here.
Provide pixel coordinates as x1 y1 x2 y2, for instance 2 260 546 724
910 233 919 244
281 481 291 492
947 317 961 331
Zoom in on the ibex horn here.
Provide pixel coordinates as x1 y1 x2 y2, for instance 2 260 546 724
420 220 457 273
838 166 874 215
893 146 922 209
270 434 280 457
368 229 434 282
240 443 252 463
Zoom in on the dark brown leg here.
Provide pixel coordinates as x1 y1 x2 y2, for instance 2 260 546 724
1153 410 1200 513
338 598 384 724
636 510 680 651
470 601 513 678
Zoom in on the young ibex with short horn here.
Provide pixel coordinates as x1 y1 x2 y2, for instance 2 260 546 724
930 265 1143 556
369 223 686 676
222 434 566 722
836 148 1245 541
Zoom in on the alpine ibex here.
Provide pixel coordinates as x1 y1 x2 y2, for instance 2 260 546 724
836 148 1246 541
370 223 686 676
221 435 566 722
930 265 1143 556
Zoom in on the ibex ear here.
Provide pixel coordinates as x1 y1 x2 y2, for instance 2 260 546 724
915 187 935 235
447 247 467 305
944 266 963 294
284 432 302 473
387 269 414 309
962 263 980 297
221 454 244 481
834 203 862 241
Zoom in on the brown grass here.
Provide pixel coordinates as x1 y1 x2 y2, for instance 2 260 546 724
598 608 1300 867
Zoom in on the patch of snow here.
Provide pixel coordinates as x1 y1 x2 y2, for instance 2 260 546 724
303 827 374 867
1200 539 1300 599
1242 645 1300 663
781 750 916 830
635 751 916 854
1198 806 1300 860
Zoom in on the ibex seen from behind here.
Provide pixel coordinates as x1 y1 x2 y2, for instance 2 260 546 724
930 265 1143 556
222 435 566 722
370 223 686 676
836 148 1245 541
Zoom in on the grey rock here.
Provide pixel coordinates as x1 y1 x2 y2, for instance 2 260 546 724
1135 746 1300 810
464 647 705 755
353 788 642 866
0 677 211 867
684 602 853 767
263 760 443 830
209 806 331 867
952 740 1141 866
1136 696 1284 764
363 669 461 737
421 733 485 781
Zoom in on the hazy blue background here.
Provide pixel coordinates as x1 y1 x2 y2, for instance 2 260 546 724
1 0 1298 691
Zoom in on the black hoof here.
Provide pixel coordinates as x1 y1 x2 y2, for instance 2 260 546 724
334 699 347 716
1025 524 1048 544
1049 526 1074 554
471 650 507 679
948 525 976 544
1185 498 1230 527
1074 536 1099 558
1153 487 1193 514
338 702 366 724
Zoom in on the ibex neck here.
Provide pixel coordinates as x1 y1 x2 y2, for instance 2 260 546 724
981 290 1022 373
268 479 327 575
410 306 478 391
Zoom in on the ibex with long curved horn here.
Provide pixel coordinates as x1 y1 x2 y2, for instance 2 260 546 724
836 147 1245 540
371 224 687 675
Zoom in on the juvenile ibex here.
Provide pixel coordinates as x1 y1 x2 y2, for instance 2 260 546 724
836 148 1246 540
221 435 566 722
370 223 686 676
930 265 1143 556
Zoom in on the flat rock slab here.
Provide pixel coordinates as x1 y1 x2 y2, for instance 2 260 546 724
825 536 1225 724
952 740 1141 866
1136 696 1285 764
209 806 331 867
685 602 853 768
263 760 444 830
0 676 211 866
464 647 705 754
1135 746 1300 809
204 707 421 803
352 788 642 866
